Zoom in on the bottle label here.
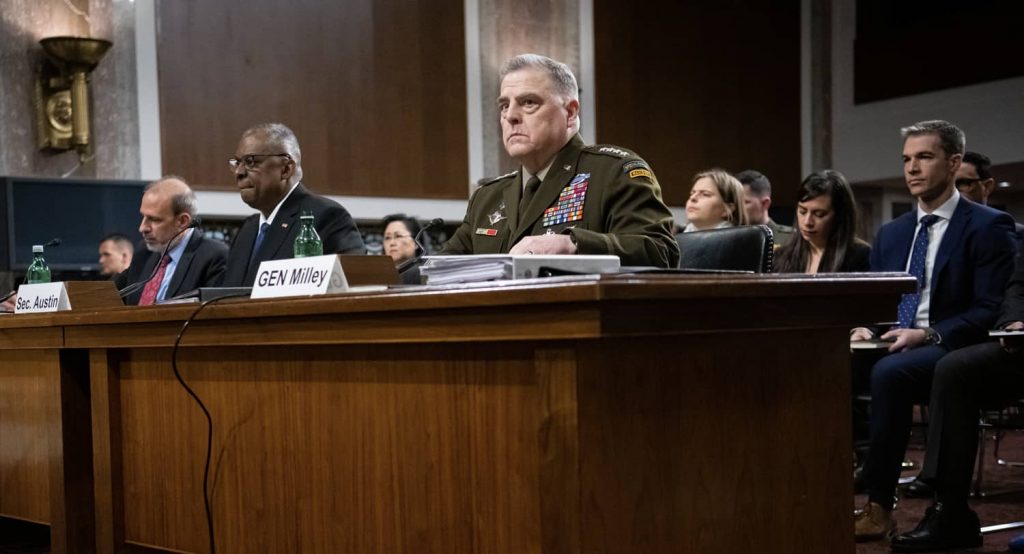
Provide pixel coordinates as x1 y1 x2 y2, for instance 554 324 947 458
14 282 72 313
250 255 348 299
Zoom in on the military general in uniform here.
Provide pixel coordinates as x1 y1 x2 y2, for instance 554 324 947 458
440 54 679 268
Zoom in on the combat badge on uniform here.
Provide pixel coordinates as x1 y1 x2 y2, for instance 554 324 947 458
488 201 506 225
543 173 589 227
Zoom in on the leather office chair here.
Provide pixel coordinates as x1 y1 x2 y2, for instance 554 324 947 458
675 225 774 273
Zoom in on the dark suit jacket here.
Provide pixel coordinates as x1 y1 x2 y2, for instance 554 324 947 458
221 184 365 287
123 230 228 305
997 253 1024 327
839 240 871 272
870 197 1017 349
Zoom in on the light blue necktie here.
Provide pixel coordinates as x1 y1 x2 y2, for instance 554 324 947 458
896 214 940 328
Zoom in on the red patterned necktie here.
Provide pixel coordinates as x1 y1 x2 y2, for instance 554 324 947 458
138 254 170 306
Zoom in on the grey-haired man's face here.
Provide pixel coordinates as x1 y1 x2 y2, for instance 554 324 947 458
497 68 578 173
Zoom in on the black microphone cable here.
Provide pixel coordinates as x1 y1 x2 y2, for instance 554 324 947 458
119 221 201 300
396 217 444 274
170 290 250 554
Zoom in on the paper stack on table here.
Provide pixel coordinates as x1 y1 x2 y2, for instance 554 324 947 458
419 254 620 285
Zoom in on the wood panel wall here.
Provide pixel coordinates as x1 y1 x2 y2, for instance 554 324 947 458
593 0 802 207
156 0 468 200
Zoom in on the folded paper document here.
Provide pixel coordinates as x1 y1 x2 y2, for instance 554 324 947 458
419 254 620 285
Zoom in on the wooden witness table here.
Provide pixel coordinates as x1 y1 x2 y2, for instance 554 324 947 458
0 273 913 553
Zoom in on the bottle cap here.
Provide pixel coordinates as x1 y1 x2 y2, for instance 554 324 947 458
32 245 43 253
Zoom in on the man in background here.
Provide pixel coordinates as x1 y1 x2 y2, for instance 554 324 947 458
955 151 996 205
98 233 133 276
850 120 1017 542
736 169 794 247
900 153 1024 496
891 254 1024 551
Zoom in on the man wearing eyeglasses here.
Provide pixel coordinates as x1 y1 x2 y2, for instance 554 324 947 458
954 151 996 205
440 54 678 268
221 123 365 287
955 151 1024 246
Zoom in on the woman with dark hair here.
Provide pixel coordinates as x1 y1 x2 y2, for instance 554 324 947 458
382 213 422 266
773 170 870 273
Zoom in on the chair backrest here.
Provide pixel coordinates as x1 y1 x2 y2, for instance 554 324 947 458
675 225 774 273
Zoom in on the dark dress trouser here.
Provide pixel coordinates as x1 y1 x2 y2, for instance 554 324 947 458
918 341 1024 504
864 345 949 509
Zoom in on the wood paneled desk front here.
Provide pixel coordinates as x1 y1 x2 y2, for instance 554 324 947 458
1 273 912 553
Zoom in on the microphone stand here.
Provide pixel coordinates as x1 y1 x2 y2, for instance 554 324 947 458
396 218 444 274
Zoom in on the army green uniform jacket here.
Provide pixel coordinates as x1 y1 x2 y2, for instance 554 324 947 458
441 135 679 268
766 219 795 248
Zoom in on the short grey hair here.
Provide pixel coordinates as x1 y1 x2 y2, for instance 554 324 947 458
900 120 965 158
500 54 579 102
145 174 198 219
242 122 304 185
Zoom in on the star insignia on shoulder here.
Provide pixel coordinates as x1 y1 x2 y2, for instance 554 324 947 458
478 171 517 187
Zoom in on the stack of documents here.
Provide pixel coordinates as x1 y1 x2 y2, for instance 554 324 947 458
419 255 620 285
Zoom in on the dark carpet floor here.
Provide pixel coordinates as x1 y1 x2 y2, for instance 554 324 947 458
857 428 1024 553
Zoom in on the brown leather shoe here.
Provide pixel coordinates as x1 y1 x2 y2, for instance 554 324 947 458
854 501 895 542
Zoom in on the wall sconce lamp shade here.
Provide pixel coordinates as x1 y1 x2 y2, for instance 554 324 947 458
34 36 112 160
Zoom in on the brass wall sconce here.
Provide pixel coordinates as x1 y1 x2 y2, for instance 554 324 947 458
34 36 113 161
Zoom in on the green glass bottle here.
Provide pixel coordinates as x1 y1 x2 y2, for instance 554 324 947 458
293 211 323 258
26 245 51 284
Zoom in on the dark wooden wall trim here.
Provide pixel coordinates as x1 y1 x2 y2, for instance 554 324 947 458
593 0 802 207
156 0 469 200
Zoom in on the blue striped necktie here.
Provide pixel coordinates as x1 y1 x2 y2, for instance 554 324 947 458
896 214 940 329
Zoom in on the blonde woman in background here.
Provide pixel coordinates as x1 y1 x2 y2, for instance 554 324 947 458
683 168 748 232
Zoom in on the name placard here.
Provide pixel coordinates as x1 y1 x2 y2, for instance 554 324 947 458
250 255 348 299
14 282 71 313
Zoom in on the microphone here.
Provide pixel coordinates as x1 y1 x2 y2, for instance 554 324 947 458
396 218 444 274
118 220 201 300
43 238 62 248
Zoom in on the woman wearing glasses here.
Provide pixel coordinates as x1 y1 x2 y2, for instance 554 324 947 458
382 214 422 266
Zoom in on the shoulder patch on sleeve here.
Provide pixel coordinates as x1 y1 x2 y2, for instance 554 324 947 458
622 159 650 173
628 168 654 181
622 159 655 181
478 171 517 187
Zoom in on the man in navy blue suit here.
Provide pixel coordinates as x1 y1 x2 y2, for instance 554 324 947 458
850 120 1017 544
